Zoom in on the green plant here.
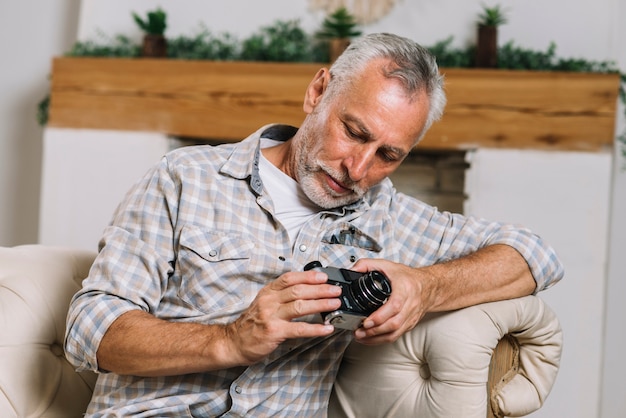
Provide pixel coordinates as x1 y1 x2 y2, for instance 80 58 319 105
426 37 620 73
37 94 49 126
477 4 508 27
426 37 474 68
67 33 140 57
132 8 167 36
240 20 322 62
167 28 239 60
619 74 626 163
316 7 362 39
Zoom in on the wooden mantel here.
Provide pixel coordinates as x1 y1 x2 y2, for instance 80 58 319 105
48 57 621 152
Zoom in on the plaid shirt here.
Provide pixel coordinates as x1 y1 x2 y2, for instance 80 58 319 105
65 125 564 417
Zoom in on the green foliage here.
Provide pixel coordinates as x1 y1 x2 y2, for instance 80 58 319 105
477 4 508 27
167 29 239 60
619 74 626 162
316 7 362 39
37 94 49 126
66 33 140 57
426 37 474 68
497 41 619 72
64 20 327 62
132 8 167 36
426 37 620 74
240 20 321 62
496 41 556 70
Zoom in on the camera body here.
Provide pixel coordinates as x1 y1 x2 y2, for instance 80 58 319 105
304 261 392 330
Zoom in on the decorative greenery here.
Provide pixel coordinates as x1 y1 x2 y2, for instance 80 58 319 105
240 20 326 62
67 32 140 57
431 38 620 73
426 37 474 68
166 28 239 60
37 94 49 126
619 73 626 162
316 7 362 39
64 20 327 63
132 8 167 36
62 15 620 75
477 4 508 27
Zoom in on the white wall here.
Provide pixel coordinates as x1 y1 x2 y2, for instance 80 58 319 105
0 0 80 245
39 128 180 250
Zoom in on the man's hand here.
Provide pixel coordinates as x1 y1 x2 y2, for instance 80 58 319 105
225 270 342 365
349 245 536 345
97 270 341 376
350 259 435 345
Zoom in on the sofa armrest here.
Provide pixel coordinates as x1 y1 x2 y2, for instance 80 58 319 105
486 297 562 417
328 295 562 418
0 245 98 418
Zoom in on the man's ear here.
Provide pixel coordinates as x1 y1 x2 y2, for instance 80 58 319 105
303 68 330 114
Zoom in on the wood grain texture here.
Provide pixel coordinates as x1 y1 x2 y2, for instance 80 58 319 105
427 68 620 151
487 335 519 418
48 57 620 151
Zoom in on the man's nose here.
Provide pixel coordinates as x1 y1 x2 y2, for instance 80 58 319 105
345 149 375 182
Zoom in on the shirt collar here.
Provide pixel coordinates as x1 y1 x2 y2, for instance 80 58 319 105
218 125 283 194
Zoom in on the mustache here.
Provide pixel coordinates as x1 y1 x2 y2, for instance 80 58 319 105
315 161 366 196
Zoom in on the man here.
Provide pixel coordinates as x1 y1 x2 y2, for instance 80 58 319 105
65 33 563 416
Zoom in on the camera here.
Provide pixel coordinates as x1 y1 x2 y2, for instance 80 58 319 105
304 261 392 330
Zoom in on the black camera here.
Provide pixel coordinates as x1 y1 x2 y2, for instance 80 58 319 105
304 261 392 330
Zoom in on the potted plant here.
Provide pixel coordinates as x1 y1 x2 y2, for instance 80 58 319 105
475 4 508 68
133 8 167 58
316 7 362 62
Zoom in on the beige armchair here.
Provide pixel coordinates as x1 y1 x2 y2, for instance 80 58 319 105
329 294 562 417
0 245 96 417
0 245 562 417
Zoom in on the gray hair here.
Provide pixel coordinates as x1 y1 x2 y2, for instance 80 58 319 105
328 33 446 142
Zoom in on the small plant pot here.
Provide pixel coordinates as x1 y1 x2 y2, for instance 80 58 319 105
329 38 351 63
476 25 498 68
141 34 167 58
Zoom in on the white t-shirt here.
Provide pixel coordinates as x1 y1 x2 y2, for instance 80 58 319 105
259 138 321 245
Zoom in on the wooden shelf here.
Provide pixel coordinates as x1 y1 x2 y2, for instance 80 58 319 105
48 57 621 152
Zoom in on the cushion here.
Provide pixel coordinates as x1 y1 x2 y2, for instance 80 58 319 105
0 245 97 418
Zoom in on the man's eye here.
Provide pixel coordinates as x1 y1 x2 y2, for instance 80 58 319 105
344 125 362 139
380 153 397 162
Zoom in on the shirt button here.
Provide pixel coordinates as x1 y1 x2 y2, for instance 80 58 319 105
235 386 243 394
208 250 217 257
299 244 307 252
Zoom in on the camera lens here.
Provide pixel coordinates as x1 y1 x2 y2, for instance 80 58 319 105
350 271 392 314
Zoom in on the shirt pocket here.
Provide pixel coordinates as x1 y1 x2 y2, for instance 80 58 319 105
176 226 258 320
319 223 383 268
